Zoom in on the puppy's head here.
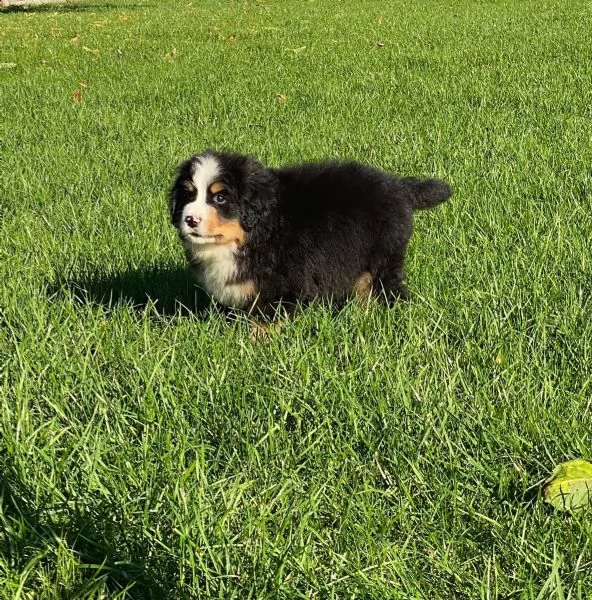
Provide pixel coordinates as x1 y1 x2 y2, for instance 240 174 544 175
170 151 277 249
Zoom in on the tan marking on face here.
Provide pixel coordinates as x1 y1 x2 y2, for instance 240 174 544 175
182 179 197 192
201 212 246 246
353 272 373 305
209 181 226 194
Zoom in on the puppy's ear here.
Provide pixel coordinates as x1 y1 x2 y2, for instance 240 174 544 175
169 159 194 225
169 176 181 224
241 159 278 231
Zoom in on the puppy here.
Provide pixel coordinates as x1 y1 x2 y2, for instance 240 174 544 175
170 151 451 315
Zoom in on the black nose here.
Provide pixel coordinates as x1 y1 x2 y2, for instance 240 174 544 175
185 215 200 228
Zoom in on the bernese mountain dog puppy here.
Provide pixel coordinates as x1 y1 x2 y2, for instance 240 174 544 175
170 151 451 316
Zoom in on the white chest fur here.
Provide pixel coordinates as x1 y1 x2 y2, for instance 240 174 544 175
184 241 254 308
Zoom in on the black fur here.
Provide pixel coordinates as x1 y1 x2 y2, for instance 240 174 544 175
170 151 452 312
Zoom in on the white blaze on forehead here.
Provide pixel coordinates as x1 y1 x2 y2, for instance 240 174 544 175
192 154 220 215
180 154 221 227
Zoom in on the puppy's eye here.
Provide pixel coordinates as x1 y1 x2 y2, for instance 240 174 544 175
213 193 227 205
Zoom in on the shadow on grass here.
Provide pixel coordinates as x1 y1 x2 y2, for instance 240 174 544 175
0 462 178 598
0 2 146 15
52 264 212 317
50 263 394 323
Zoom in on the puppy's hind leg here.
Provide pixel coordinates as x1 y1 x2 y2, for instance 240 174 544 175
352 271 374 306
374 254 410 304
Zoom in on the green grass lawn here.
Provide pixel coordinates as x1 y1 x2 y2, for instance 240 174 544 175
1 0 592 597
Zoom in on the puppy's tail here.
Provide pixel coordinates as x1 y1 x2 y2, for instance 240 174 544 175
402 177 452 210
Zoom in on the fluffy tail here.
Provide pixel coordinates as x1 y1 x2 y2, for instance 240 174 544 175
402 177 452 210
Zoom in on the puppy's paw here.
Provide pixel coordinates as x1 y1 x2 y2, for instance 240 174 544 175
249 320 285 343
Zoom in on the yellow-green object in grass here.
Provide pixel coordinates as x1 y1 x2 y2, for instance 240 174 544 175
543 459 592 512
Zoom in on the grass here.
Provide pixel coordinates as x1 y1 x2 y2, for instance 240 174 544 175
1 0 592 597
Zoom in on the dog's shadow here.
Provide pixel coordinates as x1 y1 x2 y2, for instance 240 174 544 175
53 264 384 323
54 264 212 317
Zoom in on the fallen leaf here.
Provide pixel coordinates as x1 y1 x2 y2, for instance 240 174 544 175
82 46 99 56
227 34 236 42
70 35 80 44
72 90 82 103
78 80 89 88
374 42 385 49
543 459 592 512
494 353 504 365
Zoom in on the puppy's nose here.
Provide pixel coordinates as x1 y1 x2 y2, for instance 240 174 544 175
184 215 201 228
